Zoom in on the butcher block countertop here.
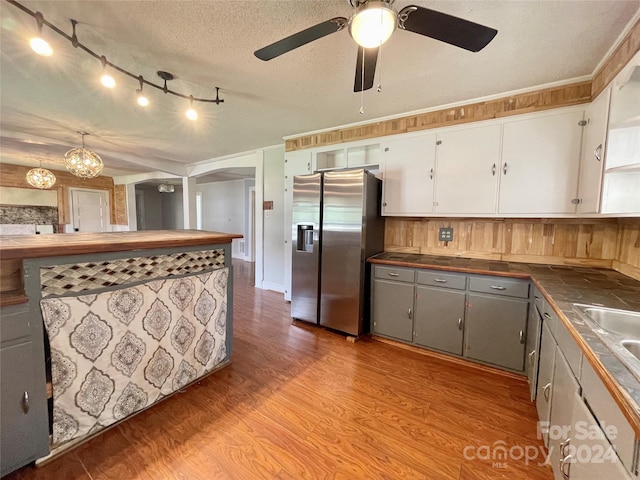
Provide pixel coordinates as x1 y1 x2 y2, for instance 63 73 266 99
0 230 242 307
0 230 242 260
369 252 640 438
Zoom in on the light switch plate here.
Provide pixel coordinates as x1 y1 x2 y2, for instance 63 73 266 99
439 227 454 242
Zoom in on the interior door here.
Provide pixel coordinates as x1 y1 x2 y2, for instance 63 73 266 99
71 189 109 232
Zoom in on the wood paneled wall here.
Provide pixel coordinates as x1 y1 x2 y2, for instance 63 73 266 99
0 164 128 226
286 18 640 152
384 218 640 280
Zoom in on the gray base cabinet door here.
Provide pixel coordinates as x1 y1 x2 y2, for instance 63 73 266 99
525 305 543 401
536 322 556 447
414 286 465 355
464 293 528 371
1 342 44 476
372 279 414 342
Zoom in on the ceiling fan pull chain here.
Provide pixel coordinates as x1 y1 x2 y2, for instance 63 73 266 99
359 46 365 114
377 43 383 92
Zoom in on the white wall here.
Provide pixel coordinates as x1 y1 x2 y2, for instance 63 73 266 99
262 146 285 292
198 179 247 258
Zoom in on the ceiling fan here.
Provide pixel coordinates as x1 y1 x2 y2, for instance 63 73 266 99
254 0 498 93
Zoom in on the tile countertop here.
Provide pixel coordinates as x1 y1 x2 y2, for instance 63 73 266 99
368 252 640 438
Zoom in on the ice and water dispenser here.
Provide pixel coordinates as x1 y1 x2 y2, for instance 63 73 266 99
296 224 314 253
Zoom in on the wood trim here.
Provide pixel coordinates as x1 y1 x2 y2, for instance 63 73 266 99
113 184 128 225
612 260 640 282
285 81 591 151
592 17 640 98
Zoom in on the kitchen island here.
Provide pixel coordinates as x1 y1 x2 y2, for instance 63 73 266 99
0 230 241 477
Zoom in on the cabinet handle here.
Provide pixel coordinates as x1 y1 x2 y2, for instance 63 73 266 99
542 383 551 401
458 318 463 330
491 163 496 176
543 312 552 319
534 295 540 300
22 391 30 414
519 330 524 344
407 308 412 319
387 272 400 277
433 278 448 283
560 438 571 457
429 168 434 180
560 454 572 479
503 163 508 175
594 144 602 162
490 285 506 290
528 350 536 364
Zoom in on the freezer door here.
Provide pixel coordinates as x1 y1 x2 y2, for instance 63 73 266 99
320 169 365 335
291 173 322 324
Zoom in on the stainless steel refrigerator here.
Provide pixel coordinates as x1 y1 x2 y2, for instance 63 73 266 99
291 168 384 336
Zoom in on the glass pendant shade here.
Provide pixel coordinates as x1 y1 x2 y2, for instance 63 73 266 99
64 146 104 179
26 167 56 189
349 2 397 48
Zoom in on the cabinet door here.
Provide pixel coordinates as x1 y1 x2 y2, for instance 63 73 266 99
465 293 528 371
577 88 610 214
414 285 465 355
434 124 501 214
525 304 542 401
549 348 580 480
1 342 42 476
283 151 313 301
381 134 436 215
536 322 556 447
372 279 414 342
499 110 583 214
569 391 632 480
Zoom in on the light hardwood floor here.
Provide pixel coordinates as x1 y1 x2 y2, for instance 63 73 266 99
5 260 552 480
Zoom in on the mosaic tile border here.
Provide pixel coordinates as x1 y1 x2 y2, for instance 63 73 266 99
40 249 225 297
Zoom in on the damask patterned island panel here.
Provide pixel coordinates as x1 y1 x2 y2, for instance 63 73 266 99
0 230 240 472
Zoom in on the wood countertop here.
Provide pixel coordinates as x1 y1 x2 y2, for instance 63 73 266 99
0 230 243 260
369 252 640 439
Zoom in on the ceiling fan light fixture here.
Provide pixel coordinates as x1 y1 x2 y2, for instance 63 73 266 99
349 2 397 49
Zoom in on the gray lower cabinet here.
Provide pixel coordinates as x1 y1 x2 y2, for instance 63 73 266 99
536 321 557 447
525 300 543 401
372 278 414 342
548 347 580 480
414 285 465 355
464 293 529 371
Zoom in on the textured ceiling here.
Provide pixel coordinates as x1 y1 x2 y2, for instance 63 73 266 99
1 0 638 178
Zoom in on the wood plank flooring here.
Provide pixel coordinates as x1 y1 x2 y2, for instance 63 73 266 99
5 260 552 480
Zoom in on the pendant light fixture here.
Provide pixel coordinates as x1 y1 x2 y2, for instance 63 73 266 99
64 132 104 179
26 161 56 189
29 11 53 56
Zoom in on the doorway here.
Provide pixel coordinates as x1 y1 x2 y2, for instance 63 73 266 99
70 188 109 233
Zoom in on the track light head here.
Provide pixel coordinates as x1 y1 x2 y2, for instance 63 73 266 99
30 12 52 56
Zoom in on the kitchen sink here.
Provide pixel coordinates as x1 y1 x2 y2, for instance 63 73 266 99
623 340 640 360
573 304 640 382
573 304 640 338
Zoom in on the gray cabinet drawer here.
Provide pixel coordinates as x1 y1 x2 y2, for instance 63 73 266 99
556 320 582 379
540 302 558 339
416 270 466 290
0 305 31 343
532 287 544 311
374 265 415 283
469 276 530 298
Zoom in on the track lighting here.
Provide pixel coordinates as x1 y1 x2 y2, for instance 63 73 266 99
100 55 116 88
136 76 149 107
8 0 225 120
29 11 52 56
186 95 198 121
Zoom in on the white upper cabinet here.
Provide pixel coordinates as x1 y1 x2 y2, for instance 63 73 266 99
577 88 610 214
499 109 584 215
601 51 640 214
434 124 502 214
381 133 436 216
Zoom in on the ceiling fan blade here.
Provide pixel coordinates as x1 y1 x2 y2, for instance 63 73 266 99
254 17 348 61
354 46 379 93
398 6 497 52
